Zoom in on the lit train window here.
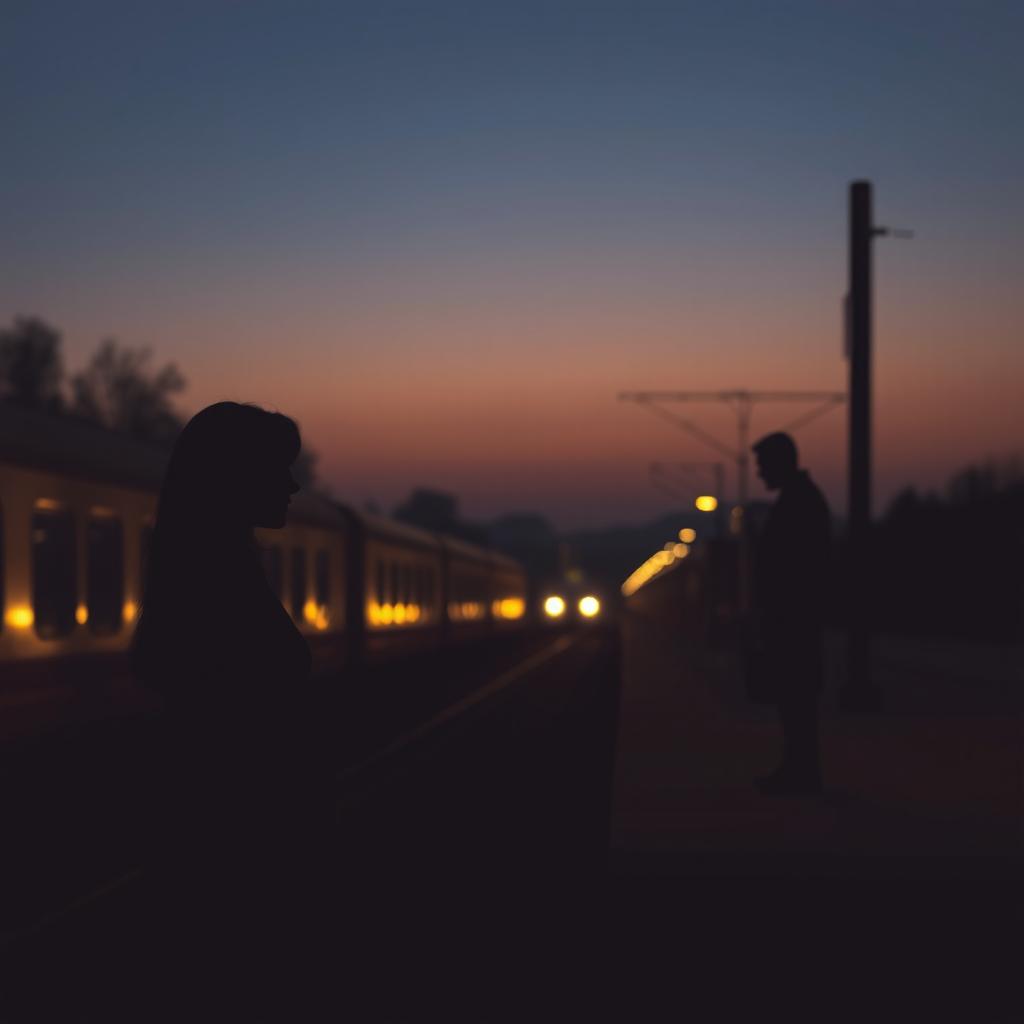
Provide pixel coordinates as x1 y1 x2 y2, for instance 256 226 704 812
290 547 306 621
261 545 283 600
32 505 76 639
87 515 124 635
314 550 330 606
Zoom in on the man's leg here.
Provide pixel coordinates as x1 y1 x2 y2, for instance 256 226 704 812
758 690 821 795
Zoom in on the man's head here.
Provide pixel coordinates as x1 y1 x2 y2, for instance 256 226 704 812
752 432 799 491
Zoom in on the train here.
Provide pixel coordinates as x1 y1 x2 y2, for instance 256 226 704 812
0 404 602 743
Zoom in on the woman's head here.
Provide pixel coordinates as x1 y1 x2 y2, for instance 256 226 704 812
159 402 301 533
134 403 303 689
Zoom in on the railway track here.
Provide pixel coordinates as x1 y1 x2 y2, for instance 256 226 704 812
1 624 621 1021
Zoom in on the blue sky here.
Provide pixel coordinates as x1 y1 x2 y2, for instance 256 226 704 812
3 1 1021 526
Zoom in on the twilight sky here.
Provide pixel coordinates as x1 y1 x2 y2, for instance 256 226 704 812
3 1 1021 528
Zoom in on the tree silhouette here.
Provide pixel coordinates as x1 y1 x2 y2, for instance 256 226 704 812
70 339 186 445
875 456 1024 641
0 316 65 412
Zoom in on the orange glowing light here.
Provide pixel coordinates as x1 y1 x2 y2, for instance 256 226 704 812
6 606 34 629
494 597 526 620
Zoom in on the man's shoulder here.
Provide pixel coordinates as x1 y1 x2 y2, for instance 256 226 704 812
794 471 829 505
775 472 831 529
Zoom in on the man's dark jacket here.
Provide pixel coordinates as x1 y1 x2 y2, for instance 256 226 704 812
753 470 832 696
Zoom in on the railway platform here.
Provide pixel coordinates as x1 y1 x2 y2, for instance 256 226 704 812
612 611 1021 872
604 600 1021 1021
2 609 1019 1021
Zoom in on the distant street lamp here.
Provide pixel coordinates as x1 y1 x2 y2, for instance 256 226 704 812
695 495 718 512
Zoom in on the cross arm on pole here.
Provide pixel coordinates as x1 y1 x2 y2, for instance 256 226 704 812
620 393 737 461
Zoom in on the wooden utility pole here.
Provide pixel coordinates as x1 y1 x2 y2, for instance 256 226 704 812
842 180 886 711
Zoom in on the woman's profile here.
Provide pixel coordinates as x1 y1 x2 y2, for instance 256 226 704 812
133 401 323 979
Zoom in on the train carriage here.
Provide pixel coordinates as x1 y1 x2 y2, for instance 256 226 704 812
440 536 495 640
489 550 528 629
0 404 531 743
0 407 352 738
349 510 445 661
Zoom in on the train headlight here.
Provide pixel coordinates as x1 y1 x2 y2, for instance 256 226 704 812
578 595 601 618
544 595 566 618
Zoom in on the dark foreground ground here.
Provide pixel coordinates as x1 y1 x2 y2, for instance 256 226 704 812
2 606 1020 1022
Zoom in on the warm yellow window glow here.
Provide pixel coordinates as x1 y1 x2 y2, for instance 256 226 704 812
6 606 35 629
447 601 484 621
368 600 420 628
657 550 673 566
678 528 696 544
303 599 319 625
34 498 62 511
493 597 526 620
673 543 690 558
544 595 566 618
75 605 89 626
123 601 138 622
695 495 718 512
578 596 600 618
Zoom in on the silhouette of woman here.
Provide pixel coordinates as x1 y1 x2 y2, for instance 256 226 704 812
132 402 321 977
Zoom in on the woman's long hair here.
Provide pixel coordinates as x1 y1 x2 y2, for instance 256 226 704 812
133 402 300 690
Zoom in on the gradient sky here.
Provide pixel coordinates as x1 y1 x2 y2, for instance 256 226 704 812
3 1 1021 528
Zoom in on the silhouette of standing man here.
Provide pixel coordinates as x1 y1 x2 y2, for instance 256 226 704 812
751 432 831 796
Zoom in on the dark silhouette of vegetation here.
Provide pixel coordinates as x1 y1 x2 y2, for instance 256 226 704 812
394 487 487 544
873 456 1024 642
70 338 186 445
0 314 325 492
0 317 65 412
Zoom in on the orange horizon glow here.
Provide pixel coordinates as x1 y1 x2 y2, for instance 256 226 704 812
35 235 1022 529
